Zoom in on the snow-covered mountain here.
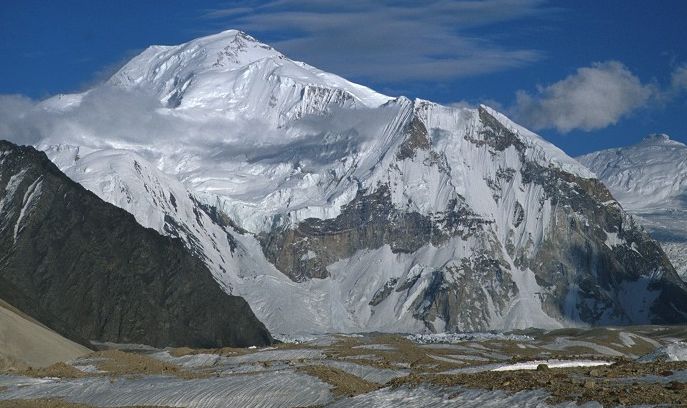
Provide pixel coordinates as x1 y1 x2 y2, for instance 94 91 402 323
577 134 687 278
28 30 687 335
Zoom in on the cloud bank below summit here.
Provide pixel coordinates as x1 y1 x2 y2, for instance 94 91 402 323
0 85 393 172
0 88 281 162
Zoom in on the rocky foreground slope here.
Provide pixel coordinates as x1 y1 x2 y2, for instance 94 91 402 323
0 298 90 370
0 140 271 348
2 327 687 407
14 30 687 334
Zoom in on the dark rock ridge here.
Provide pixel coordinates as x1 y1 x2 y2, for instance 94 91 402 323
396 116 431 160
0 140 271 348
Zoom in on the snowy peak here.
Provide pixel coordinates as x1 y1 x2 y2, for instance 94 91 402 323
576 134 687 210
108 29 284 108
577 134 687 278
27 29 687 334
107 29 390 113
638 133 685 147
110 29 283 84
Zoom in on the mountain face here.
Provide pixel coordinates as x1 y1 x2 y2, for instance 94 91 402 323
577 134 687 279
0 140 272 348
28 30 687 335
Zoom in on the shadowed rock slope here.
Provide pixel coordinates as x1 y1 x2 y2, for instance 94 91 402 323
0 140 271 348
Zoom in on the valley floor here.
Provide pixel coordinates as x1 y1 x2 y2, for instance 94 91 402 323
1 326 687 407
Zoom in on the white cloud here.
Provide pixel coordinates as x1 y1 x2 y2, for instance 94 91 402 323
512 61 655 133
201 0 551 83
0 87 277 159
0 85 399 171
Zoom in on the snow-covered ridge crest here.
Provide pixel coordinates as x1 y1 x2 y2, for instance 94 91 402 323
203 97 595 234
577 134 687 210
107 29 390 117
477 105 594 179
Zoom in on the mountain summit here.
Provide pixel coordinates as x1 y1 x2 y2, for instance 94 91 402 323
638 133 677 145
32 31 687 335
107 29 390 118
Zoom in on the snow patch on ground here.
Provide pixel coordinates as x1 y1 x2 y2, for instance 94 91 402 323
224 348 325 364
320 360 409 384
543 338 625 357
300 250 317 261
637 342 687 362
491 359 612 372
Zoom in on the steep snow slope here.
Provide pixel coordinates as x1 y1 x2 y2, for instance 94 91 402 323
32 30 687 334
577 134 687 278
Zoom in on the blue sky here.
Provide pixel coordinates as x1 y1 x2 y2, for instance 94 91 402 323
1 0 686 155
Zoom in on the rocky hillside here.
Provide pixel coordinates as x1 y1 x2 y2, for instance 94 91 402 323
0 298 90 370
16 30 687 334
0 140 272 348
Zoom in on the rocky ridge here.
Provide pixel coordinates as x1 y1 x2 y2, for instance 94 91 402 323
0 140 272 348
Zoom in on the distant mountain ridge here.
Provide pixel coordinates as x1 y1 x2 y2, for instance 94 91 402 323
0 140 272 348
24 30 687 334
577 134 687 278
